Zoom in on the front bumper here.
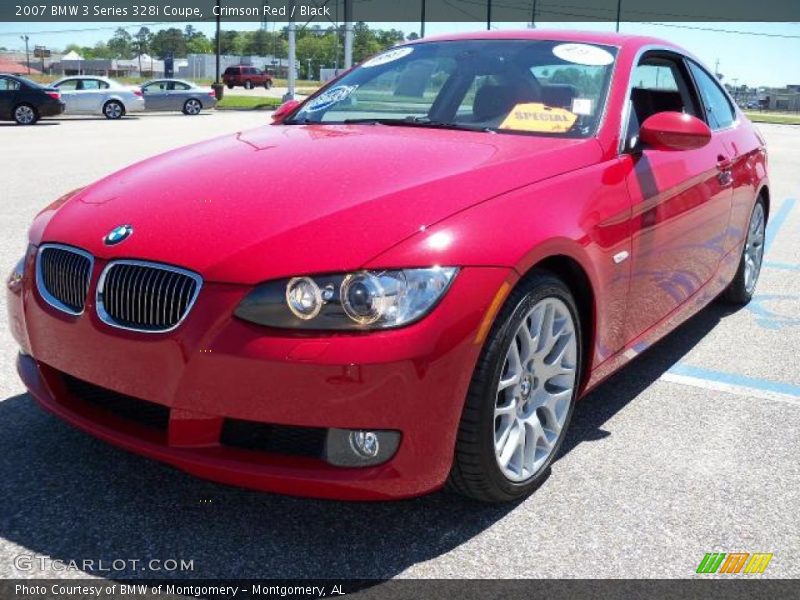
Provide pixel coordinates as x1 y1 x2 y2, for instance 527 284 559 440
8 254 512 500
127 96 146 113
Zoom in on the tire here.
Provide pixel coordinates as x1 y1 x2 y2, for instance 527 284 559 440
448 272 582 503
244 80 253 90
103 100 124 120
183 98 202 115
720 197 766 305
264 80 272 90
226 84 233 90
13 103 38 125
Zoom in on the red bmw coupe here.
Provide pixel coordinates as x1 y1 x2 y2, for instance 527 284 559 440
7 31 768 502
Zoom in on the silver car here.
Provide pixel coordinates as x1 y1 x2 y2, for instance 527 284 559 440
51 76 145 119
141 79 217 115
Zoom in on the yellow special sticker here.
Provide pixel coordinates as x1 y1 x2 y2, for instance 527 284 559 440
500 103 578 133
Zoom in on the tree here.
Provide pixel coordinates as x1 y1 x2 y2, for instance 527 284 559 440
250 29 273 56
150 27 187 58
186 33 213 55
219 30 244 55
353 22 382 63
107 27 132 59
134 26 152 74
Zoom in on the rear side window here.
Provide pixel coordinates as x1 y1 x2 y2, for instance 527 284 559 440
81 79 110 90
172 82 190 90
55 79 78 90
0 77 20 91
687 61 736 130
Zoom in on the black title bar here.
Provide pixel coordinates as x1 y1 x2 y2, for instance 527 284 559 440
3 0 800 23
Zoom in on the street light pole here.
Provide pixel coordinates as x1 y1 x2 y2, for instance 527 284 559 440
213 0 223 100
284 0 296 101
20 35 30 74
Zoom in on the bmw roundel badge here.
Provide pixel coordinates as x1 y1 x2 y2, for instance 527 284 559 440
104 224 133 245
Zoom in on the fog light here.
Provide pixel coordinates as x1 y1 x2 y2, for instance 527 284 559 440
324 428 401 467
350 430 380 458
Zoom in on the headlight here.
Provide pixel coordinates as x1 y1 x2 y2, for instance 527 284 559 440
6 254 28 293
235 267 458 330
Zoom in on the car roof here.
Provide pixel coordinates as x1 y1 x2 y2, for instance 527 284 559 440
143 78 194 86
56 75 116 83
406 29 677 52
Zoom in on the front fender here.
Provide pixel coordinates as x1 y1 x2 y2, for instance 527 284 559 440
365 158 635 367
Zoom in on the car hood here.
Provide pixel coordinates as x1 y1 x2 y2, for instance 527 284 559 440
39 124 603 284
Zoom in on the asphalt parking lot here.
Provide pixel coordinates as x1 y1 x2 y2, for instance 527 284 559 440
0 112 798 580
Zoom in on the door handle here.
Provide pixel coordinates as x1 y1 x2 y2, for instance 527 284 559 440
716 155 733 186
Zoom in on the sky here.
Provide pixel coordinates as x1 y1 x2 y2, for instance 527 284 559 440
0 20 798 87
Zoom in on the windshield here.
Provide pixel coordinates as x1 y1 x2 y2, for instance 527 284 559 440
288 39 617 137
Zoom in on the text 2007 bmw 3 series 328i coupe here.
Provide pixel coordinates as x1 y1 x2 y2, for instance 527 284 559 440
7 31 768 502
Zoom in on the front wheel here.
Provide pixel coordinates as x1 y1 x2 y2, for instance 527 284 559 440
103 100 124 120
264 80 272 90
183 98 202 115
244 80 253 90
14 104 38 125
448 272 582 503
720 198 766 304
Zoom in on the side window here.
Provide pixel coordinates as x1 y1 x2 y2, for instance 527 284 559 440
81 79 108 90
631 64 678 91
55 79 78 90
625 55 700 150
172 82 190 90
687 61 735 130
0 77 20 91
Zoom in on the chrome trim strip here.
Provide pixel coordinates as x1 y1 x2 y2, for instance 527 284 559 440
95 259 203 334
35 243 94 317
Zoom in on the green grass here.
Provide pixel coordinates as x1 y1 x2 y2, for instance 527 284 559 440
744 111 800 125
216 95 283 110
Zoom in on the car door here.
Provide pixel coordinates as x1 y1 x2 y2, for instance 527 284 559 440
620 52 733 340
169 81 192 110
0 76 20 119
685 60 754 256
75 78 107 112
142 81 169 110
54 78 79 112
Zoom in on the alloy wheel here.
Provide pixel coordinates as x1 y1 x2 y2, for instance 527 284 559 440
15 105 35 125
185 99 201 115
744 202 765 295
494 297 577 482
104 102 123 119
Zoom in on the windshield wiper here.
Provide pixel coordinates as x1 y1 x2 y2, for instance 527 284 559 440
342 117 493 133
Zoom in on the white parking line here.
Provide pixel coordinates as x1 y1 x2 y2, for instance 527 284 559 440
660 372 800 407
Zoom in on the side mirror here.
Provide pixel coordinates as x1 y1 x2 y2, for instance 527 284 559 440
271 99 301 123
639 111 712 151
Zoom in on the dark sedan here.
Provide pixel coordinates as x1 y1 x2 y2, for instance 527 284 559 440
0 74 65 125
